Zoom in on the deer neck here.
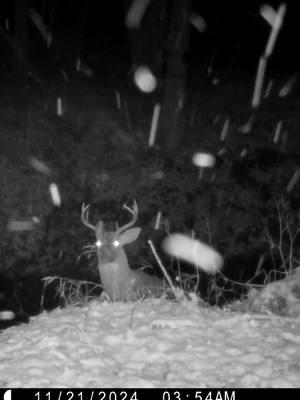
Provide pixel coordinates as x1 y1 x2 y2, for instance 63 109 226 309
97 248 132 301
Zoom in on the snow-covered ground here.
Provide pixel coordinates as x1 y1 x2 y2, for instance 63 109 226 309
0 297 299 388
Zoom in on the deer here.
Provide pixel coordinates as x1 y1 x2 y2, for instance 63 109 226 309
81 200 166 301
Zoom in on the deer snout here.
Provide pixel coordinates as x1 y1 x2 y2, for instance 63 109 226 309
96 239 121 263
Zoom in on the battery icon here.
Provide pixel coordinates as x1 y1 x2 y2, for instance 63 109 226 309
3 390 11 400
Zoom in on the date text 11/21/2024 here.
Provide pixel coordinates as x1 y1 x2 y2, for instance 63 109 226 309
2 390 237 400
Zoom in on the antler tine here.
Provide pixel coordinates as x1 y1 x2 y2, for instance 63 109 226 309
118 199 138 233
81 203 96 231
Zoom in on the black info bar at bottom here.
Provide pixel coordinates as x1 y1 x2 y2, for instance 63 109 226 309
0 389 299 400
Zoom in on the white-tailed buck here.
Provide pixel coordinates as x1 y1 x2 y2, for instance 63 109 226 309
81 200 165 301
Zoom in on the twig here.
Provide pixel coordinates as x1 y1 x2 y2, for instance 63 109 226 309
148 239 177 295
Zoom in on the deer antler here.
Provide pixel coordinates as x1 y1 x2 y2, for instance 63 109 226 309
81 203 96 231
118 199 138 234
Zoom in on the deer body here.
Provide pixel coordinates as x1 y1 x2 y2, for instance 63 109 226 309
82 202 165 301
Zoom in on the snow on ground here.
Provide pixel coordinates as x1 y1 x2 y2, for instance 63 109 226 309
0 298 299 388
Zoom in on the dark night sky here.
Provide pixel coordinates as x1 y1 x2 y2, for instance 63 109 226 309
0 0 298 75
89 0 298 71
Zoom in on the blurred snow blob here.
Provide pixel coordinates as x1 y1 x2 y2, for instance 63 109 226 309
125 0 151 29
190 13 207 33
0 311 16 321
134 66 157 93
49 183 61 206
192 152 215 168
260 4 277 26
163 234 223 273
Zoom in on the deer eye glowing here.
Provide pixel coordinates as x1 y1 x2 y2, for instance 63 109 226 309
95 240 102 248
113 240 120 247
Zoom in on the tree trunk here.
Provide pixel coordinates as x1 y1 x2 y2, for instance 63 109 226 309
14 0 28 74
158 0 192 160
122 0 163 72
123 0 192 160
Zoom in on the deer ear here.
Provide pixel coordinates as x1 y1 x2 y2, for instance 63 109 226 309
119 227 141 245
